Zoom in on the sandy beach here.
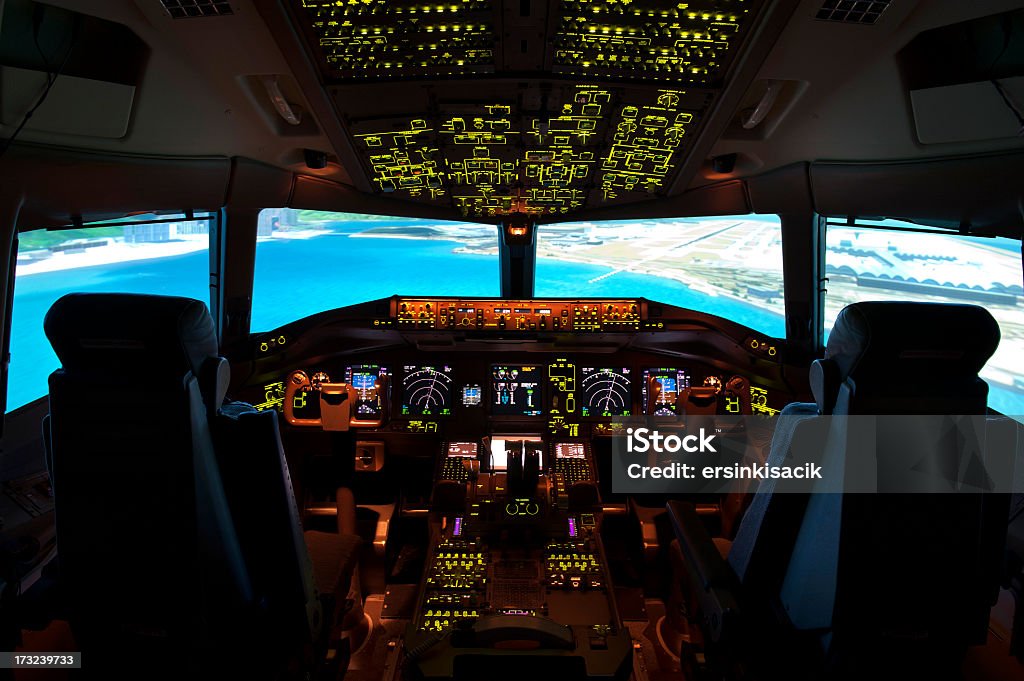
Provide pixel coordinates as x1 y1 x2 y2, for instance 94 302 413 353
16 238 210 277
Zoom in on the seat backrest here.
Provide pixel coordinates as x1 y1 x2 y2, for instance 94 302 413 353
44 293 253 668
776 302 1007 674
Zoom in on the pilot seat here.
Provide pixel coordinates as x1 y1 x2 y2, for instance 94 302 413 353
668 301 1010 680
42 293 362 679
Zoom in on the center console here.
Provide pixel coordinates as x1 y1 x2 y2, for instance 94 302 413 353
404 437 632 681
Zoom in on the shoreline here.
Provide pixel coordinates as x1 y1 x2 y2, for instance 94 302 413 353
7 229 802 329
16 238 210 277
533 249 786 322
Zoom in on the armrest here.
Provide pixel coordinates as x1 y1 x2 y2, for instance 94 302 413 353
666 500 742 644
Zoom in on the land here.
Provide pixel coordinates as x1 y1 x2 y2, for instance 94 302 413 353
14 209 1024 401
16 235 210 276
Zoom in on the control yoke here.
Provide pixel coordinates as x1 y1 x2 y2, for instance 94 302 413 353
455 615 575 650
283 369 389 430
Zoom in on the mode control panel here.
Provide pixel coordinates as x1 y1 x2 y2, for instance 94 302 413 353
394 298 644 332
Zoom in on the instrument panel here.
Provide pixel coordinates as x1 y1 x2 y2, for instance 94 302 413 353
266 357 782 431
246 297 795 432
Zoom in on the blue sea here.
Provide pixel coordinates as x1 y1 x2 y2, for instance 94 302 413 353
9 231 1022 415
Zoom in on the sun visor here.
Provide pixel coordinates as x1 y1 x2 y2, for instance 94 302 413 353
0 66 135 139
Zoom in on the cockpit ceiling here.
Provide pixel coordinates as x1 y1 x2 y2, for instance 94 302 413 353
285 0 769 218
292 0 759 85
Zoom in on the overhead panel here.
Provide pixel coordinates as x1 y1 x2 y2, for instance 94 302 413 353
294 0 499 81
553 0 754 86
348 84 708 218
286 0 768 217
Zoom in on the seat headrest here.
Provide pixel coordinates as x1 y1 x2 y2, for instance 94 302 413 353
44 293 218 379
825 301 999 386
809 358 841 415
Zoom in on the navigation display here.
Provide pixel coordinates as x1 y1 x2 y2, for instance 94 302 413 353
401 365 453 416
491 365 542 416
581 367 632 416
642 368 690 416
345 364 389 418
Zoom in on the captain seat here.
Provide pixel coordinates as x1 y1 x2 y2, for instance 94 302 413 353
43 293 360 678
669 301 1010 679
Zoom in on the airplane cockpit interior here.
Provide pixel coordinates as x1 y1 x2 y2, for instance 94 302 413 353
0 0 1023 679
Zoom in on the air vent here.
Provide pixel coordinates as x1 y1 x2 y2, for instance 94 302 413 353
160 0 234 19
815 0 890 24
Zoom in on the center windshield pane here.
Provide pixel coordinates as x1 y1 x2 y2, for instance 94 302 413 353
535 215 786 337
252 209 499 330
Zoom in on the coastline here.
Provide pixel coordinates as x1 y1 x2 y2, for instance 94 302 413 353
9 224 1023 407
16 238 210 277
14 228 788 324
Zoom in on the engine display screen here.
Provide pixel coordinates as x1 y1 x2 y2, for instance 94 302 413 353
401 365 453 416
345 364 389 418
581 367 632 416
642 368 690 416
491 365 542 416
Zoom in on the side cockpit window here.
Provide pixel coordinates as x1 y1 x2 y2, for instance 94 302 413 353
8 214 214 411
824 219 1024 415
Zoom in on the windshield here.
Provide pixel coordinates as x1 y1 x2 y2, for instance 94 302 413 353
252 209 499 331
9 215 212 411
825 220 1024 415
535 215 786 337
